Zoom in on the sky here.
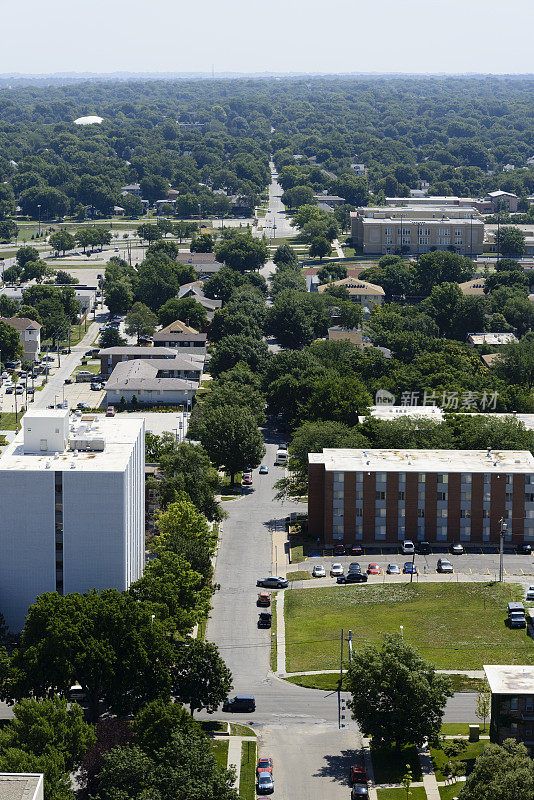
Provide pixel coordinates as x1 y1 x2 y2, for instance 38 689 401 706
1 0 532 76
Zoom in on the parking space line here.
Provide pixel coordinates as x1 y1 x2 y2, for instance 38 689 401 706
469 568 472 574
504 568 508 575
521 568 525 575
486 568 491 575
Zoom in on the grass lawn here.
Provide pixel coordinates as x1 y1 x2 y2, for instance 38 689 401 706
430 740 485 781
212 739 229 770
286 570 311 581
289 543 306 563
74 361 100 374
0 413 22 431
371 743 422 783
201 720 228 735
230 723 256 737
284 582 529 672
439 782 466 800
239 740 257 800
446 675 488 693
270 594 277 671
284 673 344 691
441 723 489 736
377 788 428 800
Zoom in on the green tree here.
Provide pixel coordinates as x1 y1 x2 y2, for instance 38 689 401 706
120 193 144 216
132 700 199 755
273 243 299 268
0 320 24 361
104 281 134 315
475 686 491 731
346 635 452 750
99 327 127 348
49 230 76 256
0 696 95 772
281 185 315 209
0 220 18 241
157 440 223 522
191 233 214 253
154 494 212 543
136 223 163 244
209 334 269 377
172 640 232 716
129 551 211 635
125 302 158 343
318 263 347 283
460 739 534 800
265 292 315 349
215 232 268 272
494 337 534 389
17 305 42 325
55 270 79 285
189 406 265 484
22 260 52 283
158 297 208 330
7 590 174 722
309 236 332 261
16 245 40 268
496 225 526 258
157 217 175 237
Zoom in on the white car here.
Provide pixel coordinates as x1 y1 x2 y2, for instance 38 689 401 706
401 540 415 555
526 585 534 602
330 563 344 577
312 564 326 578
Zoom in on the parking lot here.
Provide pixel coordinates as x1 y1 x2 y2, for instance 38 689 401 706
287 549 534 580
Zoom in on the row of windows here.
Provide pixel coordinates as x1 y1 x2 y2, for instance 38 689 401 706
333 471 534 486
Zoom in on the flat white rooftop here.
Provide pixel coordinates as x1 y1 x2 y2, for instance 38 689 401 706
0 415 143 472
485 665 534 695
363 406 445 421
0 773 43 800
309 448 534 474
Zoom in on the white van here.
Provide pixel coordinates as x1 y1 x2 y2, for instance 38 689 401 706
276 448 288 464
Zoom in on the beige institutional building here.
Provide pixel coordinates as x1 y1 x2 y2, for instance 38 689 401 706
350 206 484 256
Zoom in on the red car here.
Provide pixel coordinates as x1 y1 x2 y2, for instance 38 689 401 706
367 563 381 575
257 757 273 775
257 592 271 607
350 765 367 785
106 405 116 417
333 544 346 556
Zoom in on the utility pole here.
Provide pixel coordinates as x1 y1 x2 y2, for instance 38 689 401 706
340 628 344 682
410 548 416 583
348 629 353 662
499 518 507 582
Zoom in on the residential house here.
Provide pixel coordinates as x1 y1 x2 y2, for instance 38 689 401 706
99 347 203 380
153 321 207 354
105 359 198 406
121 183 142 197
313 194 345 207
318 277 385 309
177 281 222 318
0 317 41 362
485 665 534 754
327 327 367 347
467 333 517 347
459 278 486 296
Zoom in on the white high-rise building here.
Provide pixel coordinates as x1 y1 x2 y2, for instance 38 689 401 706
0 409 145 631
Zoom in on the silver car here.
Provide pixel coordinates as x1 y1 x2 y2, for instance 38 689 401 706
312 564 326 578
257 771 274 794
386 563 400 574
330 563 344 577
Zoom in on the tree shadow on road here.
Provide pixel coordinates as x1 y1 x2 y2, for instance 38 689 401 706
313 748 355 785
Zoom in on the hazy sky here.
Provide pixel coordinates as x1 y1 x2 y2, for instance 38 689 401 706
1 0 532 75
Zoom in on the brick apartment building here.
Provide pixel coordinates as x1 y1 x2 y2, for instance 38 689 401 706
485 665 534 754
308 449 534 547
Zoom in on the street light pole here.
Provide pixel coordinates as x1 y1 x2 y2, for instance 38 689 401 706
37 204 41 238
499 518 507 582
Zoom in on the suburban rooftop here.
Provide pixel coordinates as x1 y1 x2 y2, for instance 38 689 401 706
484 665 534 695
308 448 534 473
0 773 43 800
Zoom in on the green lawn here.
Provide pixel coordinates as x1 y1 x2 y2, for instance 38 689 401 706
270 594 277 672
284 672 344 691
430 740 485 781
0 413 22 431
371 743 422 783
239 740 257 800
74 361 101 374
286 570 311 581
289 543 306 563
212 739 229 770
446 675 488 693
377 788 427 800
230 723 256 737
439 782 466 800
284 582 529 672
441 723 488 736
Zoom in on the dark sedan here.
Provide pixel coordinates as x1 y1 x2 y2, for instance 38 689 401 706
337 572 368 584
257 576 288 589
403 562 418 574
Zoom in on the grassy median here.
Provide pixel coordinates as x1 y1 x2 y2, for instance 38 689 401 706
284 582 530 672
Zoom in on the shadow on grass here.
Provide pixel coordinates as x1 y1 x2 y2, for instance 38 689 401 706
371 744 422 783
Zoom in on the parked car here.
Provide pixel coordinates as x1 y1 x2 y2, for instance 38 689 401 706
403 562 418 574
64 378 72 384
450 543 464 555
242 476 253 487
337 572 368 584
349 544 363 556
106 405 116 417
222 695 256 712
5 385 13 394
350 765 367 785
525 585 534 602
257 770 274 794
333 544 346 556
90 382 101 390
416 541 431 555
367 563 381 575
401 540 415 555
77 402 90 410
351 786 369 798
257 576 288 589
259 465 269 474
15 385 23 394
519 543 532 555
348 562 362 573
256 757 273 775
437 558 454 574
330 563 344 577
257 592 271 607
386 563 400 574
258 611 272 628
312 564 326 578
508 602 526 629
27 387 34 394
242 468 252 479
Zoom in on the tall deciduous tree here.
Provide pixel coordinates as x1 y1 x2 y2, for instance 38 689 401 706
346 635 452 749
125 302 158 342
460 739 534 800
209 334 269 376
496 226 526 258
172 639 233 715
49 230 76 255
215 232 268 272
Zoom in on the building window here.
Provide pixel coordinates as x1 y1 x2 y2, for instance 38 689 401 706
506 492 513 502
460 509 471 518
385 237 393 245
437 236 450 245
454 229 463 236
334 472 344 485
419 473 426 483
418 508 425 518
437 492 447 501
418 237 430 245
376 491 386 500
438 227 450 235
418 228 430 236
356 508 363 517
454 237 463 245
385 228 392 235
398 491 405 500
439 509 448 518
510 697 519 711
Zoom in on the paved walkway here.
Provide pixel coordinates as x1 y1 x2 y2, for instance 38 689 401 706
418 744 441 800
276 590 286 674
227 736 243 788
332 238 344 258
